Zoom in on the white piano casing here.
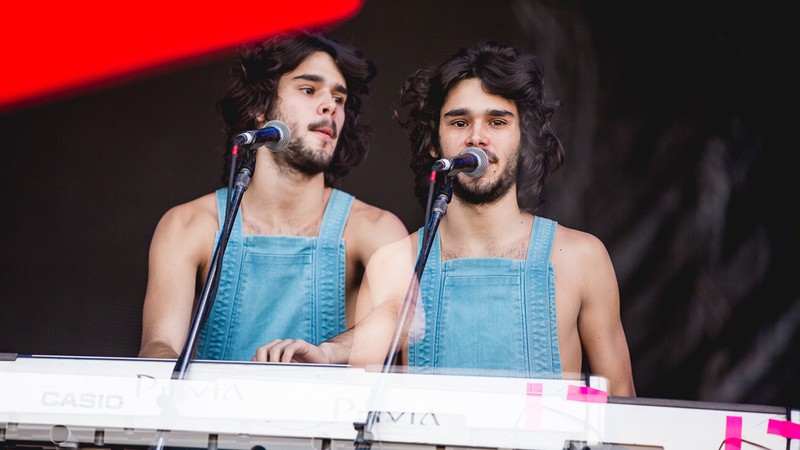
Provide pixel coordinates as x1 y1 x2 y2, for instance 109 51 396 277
0 354 797 450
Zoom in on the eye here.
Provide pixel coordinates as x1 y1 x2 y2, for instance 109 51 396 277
333 96 345 104
452 119 468 127
300 87 314 95
489 119 507 126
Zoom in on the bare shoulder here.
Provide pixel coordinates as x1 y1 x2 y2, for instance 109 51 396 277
156 193 219 235
150 192 220 261
344 197 409 259
550 222 613 268
550 222 618 294
347 197 407 231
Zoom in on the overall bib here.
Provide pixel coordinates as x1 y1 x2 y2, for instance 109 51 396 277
195 188 353 361
408 217 562 378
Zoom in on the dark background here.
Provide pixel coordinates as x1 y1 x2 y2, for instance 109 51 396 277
1 0 797 408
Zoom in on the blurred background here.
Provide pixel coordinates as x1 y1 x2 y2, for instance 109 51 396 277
1 0 796 408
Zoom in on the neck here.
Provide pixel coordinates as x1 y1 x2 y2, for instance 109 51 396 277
438 191 532 260
236 150 330 235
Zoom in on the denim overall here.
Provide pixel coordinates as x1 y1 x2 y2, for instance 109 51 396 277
408 216 562 378
195 188 353 361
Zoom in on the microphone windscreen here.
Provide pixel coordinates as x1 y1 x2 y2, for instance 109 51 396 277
264 120 292 152
460 147 488 178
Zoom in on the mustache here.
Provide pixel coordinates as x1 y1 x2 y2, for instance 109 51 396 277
480 148 499 164
308 119 338 139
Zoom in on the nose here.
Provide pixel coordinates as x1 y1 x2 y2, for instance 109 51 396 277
318 91 339 116
466 123 487 147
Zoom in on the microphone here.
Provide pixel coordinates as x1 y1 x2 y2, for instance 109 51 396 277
431 147 488 178
232 120 291 151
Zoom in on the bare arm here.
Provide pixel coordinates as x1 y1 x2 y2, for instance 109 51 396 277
574 233 636 397
138 196 216 359
348 236 417 368
344 200 409 322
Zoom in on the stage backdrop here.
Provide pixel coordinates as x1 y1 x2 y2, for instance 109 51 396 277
0 0 796 408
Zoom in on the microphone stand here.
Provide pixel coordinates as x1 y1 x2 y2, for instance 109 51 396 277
353 177 454 450
149 151 257 450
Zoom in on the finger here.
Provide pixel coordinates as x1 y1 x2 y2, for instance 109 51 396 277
284 339 311 363
252 339 286 362
267 339 294 362
284 339 314 363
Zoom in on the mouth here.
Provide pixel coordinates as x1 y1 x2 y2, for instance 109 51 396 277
314 127 334 138
309 121 337 139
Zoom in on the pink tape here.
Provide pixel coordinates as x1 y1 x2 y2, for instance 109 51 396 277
524 383 542 429
527 382 543 396
768 418 800 439
725 416 742 450
566 385 608 403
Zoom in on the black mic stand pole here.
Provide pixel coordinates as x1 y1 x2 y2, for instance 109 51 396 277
149 151 257 450
173 151 256 379
353 177 454 450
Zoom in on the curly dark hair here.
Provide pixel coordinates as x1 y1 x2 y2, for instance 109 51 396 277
216 30 376 187
394 40 565 213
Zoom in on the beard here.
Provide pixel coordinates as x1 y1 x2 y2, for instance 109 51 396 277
453 147 518 206
274 137 331 176
271 119 338 176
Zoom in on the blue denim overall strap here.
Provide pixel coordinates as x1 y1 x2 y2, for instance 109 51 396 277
408 216 562 378
524 216 561 377
195 188 353 361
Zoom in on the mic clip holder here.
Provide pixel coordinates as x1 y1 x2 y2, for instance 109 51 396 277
233 150 257 190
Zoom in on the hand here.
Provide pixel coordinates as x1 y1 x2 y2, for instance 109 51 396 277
251 338 330 364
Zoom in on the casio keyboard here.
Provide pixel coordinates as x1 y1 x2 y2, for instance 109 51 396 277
1 354 797 450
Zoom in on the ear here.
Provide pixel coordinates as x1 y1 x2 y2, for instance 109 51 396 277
428 146 440 158
254 113 266 128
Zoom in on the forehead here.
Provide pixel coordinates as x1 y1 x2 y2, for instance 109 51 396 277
441 78 517 115
280 51 346 88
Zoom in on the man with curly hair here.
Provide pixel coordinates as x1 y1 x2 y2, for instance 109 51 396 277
255 41 635 397
138 31 408 361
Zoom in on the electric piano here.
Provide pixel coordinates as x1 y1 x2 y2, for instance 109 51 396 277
1 354 797 449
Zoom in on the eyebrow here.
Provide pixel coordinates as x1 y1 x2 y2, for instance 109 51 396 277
292 73 348 96
443 107 515 118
